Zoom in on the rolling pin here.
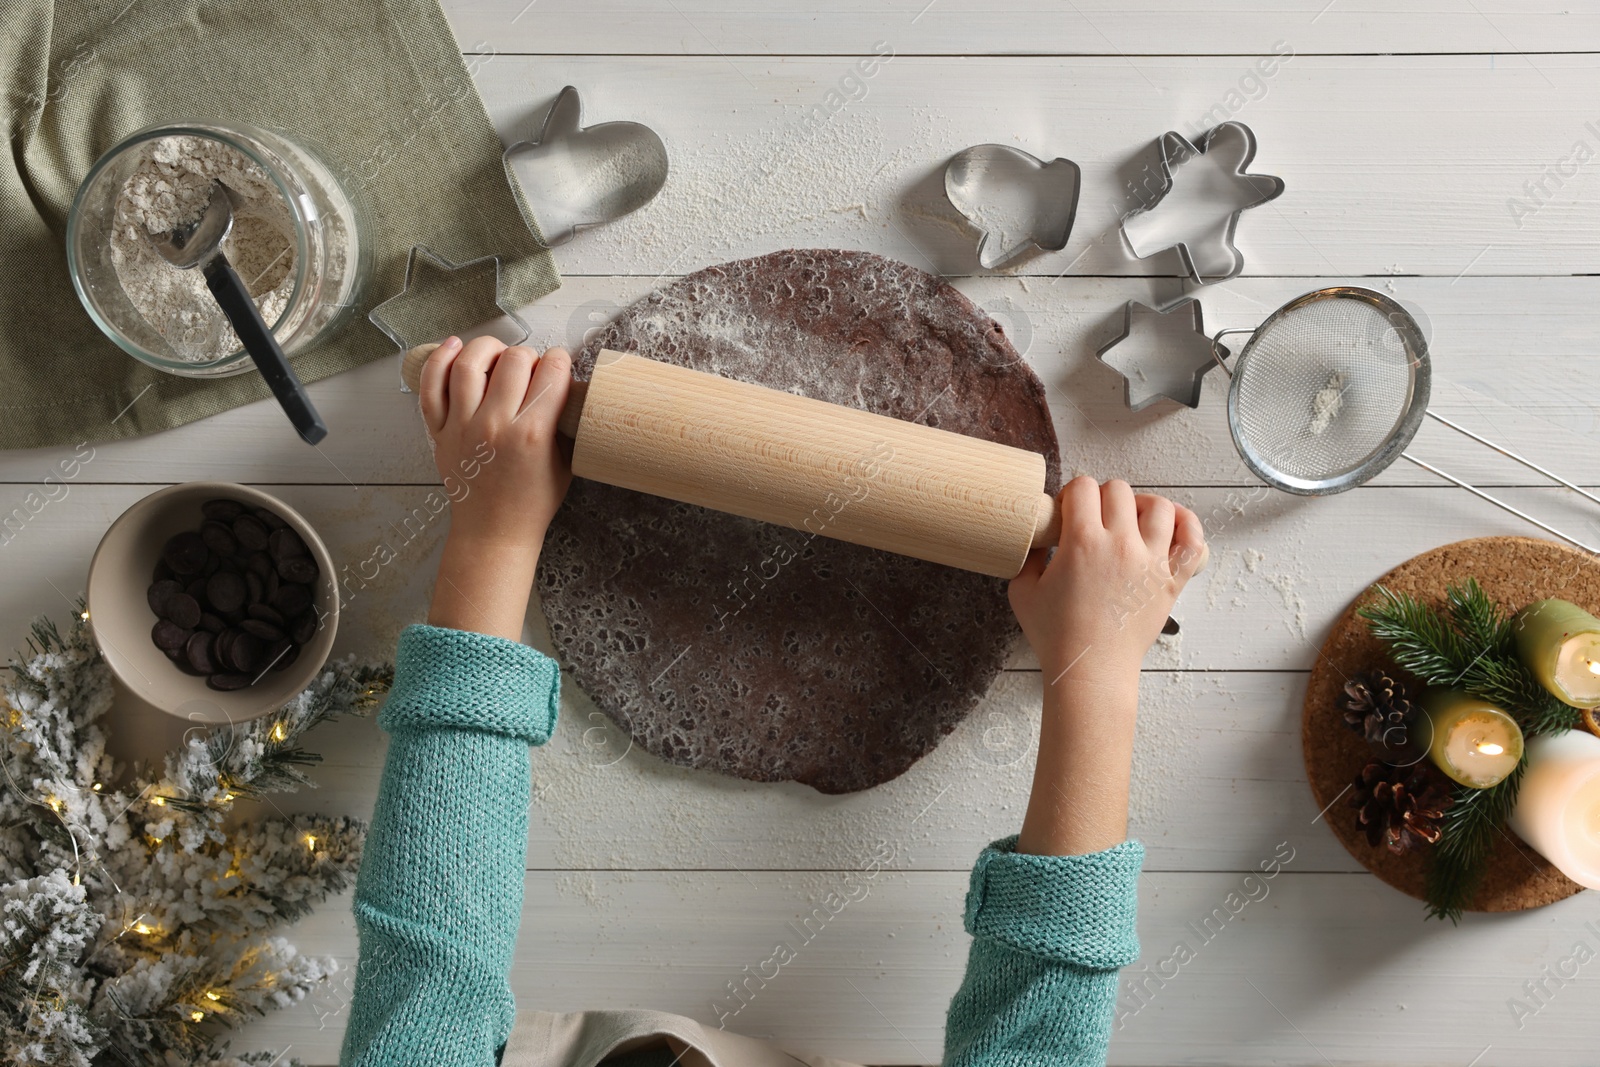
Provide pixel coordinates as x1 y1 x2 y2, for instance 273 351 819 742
401 344 1192 609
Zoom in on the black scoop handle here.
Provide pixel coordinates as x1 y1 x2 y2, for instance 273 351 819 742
204 256 328 445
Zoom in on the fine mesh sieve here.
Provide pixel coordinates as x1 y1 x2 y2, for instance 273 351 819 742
1213 286 1599 552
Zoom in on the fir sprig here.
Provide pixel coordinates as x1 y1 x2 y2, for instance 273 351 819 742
1358 579 1579 922
1 606 390 1066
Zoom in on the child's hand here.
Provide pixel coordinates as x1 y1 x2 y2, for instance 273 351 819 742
419 336 574 553
1009 477 1207 684
418 336 573 641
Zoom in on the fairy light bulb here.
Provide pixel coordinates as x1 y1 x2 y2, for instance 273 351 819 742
204 991 221 1002
45 795 63 812
189 1010 204 1022
270 722 288 743
133 922 154 935
150 795 165 807
305 834 317 852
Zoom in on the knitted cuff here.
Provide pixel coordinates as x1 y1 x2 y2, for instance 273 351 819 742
963 835 1144 970
379 624 560 745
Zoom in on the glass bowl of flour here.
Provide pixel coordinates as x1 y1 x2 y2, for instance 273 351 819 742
68 123 366 377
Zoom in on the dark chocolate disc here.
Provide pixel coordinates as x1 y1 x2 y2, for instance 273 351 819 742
247 603 284 626
206 672 253 691
185 631 217 674
147 579 184 617
277 556 318 584
289 611 318 645
202 499 245 522
198 613 226 634
151 620 191 652
206 571 247 614
246 572 264 605
201 521 239 558
164 593 202 630
536 250 1060 794
268 527 307 561
232 515 269 551
254 507 289 531
162 531 208 575
268 642 299 671
270 582 312 617
240 619 284 641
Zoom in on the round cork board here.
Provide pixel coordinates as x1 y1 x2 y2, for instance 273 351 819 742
1304 535 1596 911
535 250 1060 793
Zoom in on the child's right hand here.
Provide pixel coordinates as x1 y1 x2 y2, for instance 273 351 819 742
1009 477 1207 683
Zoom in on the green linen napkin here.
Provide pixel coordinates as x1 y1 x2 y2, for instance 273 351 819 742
0 0 560 450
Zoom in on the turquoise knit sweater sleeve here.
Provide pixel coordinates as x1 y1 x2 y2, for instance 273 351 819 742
943 835 1144 1067
339 624 559 1067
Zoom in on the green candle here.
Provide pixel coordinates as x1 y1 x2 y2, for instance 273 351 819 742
1422 689 1524 789
1514 599 1600 709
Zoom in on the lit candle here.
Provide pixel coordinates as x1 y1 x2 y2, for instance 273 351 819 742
1507 730 1600 889
1422 689 1524 788
1514 599 1600 709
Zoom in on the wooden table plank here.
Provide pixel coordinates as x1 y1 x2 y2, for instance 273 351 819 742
4 276 1593 488
230 870 1600 1065
442 0 1600 58
474 54 1600 277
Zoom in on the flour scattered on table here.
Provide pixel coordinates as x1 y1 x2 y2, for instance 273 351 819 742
1308 370 1346 435
109 135 296 362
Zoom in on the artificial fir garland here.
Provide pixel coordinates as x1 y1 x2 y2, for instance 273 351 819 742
1359 578 1581 923
0 606 391 1065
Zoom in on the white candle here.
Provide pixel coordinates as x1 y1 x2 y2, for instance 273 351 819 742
1507 730 1600 890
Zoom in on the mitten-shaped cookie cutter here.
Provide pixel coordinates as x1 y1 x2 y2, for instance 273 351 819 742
504 85 669 247
944 144 1081 269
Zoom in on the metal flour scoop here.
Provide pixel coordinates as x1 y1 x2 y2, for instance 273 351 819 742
147 180 328 444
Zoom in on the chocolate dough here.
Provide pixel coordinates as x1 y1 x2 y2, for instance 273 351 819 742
536 249 1060 793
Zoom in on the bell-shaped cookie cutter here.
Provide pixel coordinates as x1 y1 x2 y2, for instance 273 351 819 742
503 85 670 247
1120 122 1284 285
367 245 530 391
944 144 1081 269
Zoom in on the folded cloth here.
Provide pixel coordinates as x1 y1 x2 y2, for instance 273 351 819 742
0 0 560 450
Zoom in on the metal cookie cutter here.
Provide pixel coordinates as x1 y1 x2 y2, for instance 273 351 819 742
1120 122 1284 285
944 145 1081 269
504 85 669 247
1096 298 1227 411
368 246 530 391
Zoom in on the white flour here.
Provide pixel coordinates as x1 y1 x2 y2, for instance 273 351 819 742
109 135 296 362
1308 370 1346 435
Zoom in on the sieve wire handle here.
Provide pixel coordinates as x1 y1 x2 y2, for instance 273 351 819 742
1208 328 1256 377
1424 410 1600 511
1399 452 1599 554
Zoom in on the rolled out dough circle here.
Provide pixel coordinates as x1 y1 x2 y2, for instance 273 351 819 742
535 249 1061 793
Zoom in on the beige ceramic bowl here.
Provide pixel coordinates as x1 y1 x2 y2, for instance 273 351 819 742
87 482 339 725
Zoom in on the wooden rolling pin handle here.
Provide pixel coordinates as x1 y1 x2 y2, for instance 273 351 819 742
401 342 588 439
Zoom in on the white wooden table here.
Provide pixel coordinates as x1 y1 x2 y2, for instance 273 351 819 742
8 3 1600 1063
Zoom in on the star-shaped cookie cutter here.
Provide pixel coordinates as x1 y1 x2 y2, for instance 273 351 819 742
943 144 1081 269
367 246 531 391
1119 122 1284 285
1096 298 1229 411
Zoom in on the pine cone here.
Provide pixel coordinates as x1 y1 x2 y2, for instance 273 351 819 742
1349 759 1454 855
1344 670 1425 763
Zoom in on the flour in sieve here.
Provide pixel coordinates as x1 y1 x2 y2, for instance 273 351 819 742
109 135 297 362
